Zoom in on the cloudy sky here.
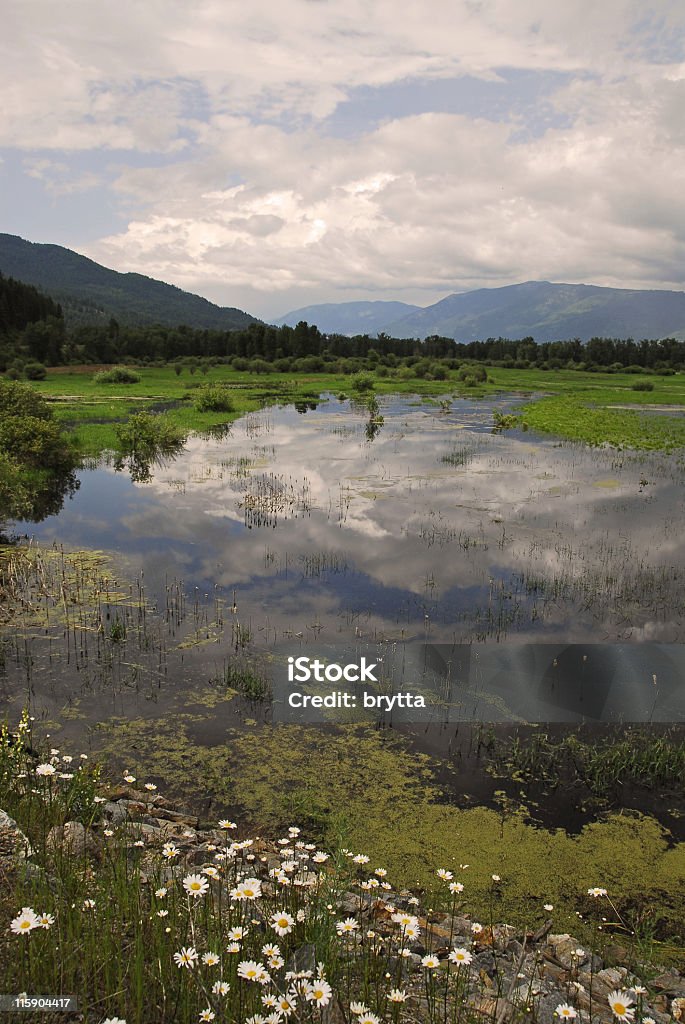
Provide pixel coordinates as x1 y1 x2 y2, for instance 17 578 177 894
1 1 684 318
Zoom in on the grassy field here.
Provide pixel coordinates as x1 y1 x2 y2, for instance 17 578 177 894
29 363 685 455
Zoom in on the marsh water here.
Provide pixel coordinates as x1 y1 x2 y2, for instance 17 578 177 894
3 392 685 832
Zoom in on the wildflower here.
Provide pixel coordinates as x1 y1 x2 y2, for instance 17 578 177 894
157 910 169 918
219 819 237 829
642 1018 656 1024
608 990 636 1021
212 980 230 995
162 843 179 860
271 910 295 935
102 1018 127 1024
262 943 281 958
36 764 56 776
437 868 454 880
277 995 295 1015
392 911 419 928
155 888 167 898
336 917 359 934
312 851 329 863
93 796 106 803
308 979 333 1007
226 942 241 953
353 853 370 864
202 866 219 878
83 899 96 910
202 951 220 966
403 923 421 941
449 948 473 965
104 829 114 837
228 926 247 941
544 904 554 911
449 881 465 894
357 1015 380 1024
471 922 483 934
399 947 412 957
588 887 608 898
238 960 266 982
573 948 586 960
174 946 199 969
245 1016 266 1024
492 874 501 882
123 774 136 783
10 908 40 934
556 1005 578 1019
144 783 157 791
199 1010 215 1021
183 873 209 898
37 912 54 928
133 840 144 848
422 954 441 969
389 989 408 1002
231 877 262 900
350 1003 370 1016
374 867 387 876
633 987 647 996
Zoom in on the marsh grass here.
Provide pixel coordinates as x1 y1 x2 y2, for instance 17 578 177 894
217 661 272 702
486 727 685 797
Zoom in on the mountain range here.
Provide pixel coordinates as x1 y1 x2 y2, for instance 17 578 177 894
2 232 685 342
277 282 685 342
0 233 259 331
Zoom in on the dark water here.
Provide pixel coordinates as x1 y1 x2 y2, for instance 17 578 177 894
3 393 685 827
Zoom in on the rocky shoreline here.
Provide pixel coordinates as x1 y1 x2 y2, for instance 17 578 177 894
2 787 683 1023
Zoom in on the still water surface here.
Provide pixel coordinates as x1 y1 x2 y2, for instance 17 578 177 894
5 392 685 737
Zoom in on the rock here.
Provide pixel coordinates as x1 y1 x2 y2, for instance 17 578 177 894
46 820 101 859
652 973 685 998
579 965 628 999
103 800 129 823
0 808 33 860
151 806 199 827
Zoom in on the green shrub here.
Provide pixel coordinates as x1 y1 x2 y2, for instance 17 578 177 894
23 362 47 380
114 412 186 455
351 372 374 392
194 385 235 413
93 366 142 384
631 380 655 391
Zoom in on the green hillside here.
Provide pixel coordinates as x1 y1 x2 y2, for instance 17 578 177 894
0 233 260 331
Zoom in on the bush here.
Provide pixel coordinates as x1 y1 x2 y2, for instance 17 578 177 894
248 359 273 374
93 366 142 384
194 385 235 413
350 372 375 392
631 381 655 391
458 364 487 384
23 362 47 380
114 412 186 455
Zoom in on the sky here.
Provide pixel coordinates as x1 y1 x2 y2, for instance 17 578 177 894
1 0 684 319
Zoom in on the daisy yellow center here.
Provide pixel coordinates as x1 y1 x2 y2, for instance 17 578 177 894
614 1004 627 1015
20 921 31 929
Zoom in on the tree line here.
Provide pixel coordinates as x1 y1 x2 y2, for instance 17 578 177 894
1 275 685 374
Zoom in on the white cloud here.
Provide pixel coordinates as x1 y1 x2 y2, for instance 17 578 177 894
3 0 685 313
